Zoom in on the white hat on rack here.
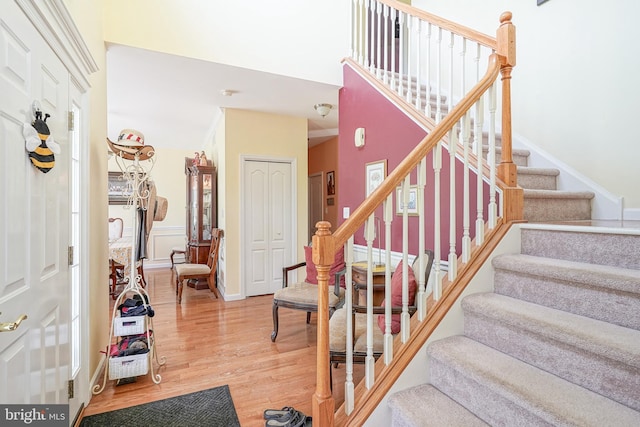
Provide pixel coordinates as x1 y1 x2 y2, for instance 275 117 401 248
116 129 145 147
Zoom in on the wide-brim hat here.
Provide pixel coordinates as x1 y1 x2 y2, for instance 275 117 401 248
106 137 154 161
117 129 145 147
154 196 168 221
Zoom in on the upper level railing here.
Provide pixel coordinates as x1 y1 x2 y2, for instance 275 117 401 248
311 2 522 426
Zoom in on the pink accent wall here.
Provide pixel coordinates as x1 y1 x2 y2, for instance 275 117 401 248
337 65 489 257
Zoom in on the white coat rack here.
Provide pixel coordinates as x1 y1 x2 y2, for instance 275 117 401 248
94 144 166 394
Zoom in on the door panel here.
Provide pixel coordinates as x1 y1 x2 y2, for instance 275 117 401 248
244 160 293 296
0 3 69 406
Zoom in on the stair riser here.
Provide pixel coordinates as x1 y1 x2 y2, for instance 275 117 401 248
428 357 556 426
523 198 592 222
521 229 640 269
493 268 640 330
463 310 640 411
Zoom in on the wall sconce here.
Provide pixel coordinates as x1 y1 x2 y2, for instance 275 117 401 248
354 127 365 147
314 103 332 118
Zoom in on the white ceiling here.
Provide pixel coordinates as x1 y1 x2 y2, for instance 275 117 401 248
106 44 342 151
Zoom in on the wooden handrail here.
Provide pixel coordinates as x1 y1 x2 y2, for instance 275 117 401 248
381 0 497 49
333 54 501 249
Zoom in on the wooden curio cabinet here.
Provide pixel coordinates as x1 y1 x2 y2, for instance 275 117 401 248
185 157 217 288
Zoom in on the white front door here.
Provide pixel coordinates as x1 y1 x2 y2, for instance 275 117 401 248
0 2 71 409
244 160 293 296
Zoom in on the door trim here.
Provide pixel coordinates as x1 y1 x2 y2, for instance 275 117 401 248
240 155 297 299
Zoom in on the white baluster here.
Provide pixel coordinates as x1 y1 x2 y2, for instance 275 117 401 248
425 22 432 119
462 111 471 263
398 11 405 98
433 140 442 300
417 158 427 320
358 0 364 64
375 1 382 78
364 0 371 70
383 194 393 364
364 214 376 389
474 44 485 244
435 27 442 123
390 8 396 90
344 237 355 414
405 15 412 103
415 18 422 110
488 81 498 228
401 176 411 342
448 128 458 282
383 4 389 84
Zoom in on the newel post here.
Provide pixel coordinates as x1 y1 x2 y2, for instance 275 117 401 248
312 221 335 427
496 11 524 221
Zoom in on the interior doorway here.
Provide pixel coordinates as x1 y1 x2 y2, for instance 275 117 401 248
308 173 323 242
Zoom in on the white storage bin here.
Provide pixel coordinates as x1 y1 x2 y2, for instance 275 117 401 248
108 352 149 380
114 315 145 336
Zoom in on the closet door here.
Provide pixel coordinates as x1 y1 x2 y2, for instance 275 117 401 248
244 160 292 296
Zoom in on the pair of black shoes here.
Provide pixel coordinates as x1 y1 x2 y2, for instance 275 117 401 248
263 407 311 427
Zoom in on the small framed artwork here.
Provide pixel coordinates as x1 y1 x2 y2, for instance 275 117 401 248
327 170 336 195
327 197 335 206
396 185 419 215
108 171 131 205
365 160 387 197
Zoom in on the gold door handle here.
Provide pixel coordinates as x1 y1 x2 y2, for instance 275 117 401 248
0 314 28 332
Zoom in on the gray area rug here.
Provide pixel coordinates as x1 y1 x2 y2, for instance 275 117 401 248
80 385 240 427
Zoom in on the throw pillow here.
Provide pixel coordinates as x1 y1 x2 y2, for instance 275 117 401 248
377 260 417 334
304 246 346 287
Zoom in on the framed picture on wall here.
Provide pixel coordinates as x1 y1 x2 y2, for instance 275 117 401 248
365 160 387 197
396 185 419 215
108 171 131 205
327 170 336 195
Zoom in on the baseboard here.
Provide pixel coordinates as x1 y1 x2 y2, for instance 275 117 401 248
623 208 640 221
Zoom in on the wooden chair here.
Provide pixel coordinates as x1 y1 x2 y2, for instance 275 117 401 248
108 217 125 299
271 246 346 342
174 228 223 303
328 250 434 385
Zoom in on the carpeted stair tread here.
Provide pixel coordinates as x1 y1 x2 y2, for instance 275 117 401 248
492 253 640 295
388 384 489 427
523 188 595 199
518 167 560 177
520 227 640 270
462 293 640 410
492 253 640 330
428 336 640 427
483 145 529 166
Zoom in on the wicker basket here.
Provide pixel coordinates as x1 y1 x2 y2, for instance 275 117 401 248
113 315 145 336
108 352 149 380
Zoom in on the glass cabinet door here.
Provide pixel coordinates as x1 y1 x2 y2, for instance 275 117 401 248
189 173 199 243
202 173 212 241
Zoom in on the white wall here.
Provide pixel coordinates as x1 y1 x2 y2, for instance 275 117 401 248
103 0 350 87
414 0 640 211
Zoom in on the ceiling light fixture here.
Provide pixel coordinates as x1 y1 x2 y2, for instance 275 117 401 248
314 103 332 118
221 89 234 96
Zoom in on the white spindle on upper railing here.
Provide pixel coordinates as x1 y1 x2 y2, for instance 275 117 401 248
398 11 405 98
414 18 422 110
424 22 432 118
405 15 412 104
390 7 396 91
375 1 382 78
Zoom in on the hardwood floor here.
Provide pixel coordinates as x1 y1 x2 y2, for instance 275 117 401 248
81 268 358 426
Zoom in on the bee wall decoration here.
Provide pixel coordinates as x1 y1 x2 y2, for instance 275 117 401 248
23 110 61 173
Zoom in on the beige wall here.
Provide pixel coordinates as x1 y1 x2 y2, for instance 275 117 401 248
221 109 308 298
415 0 640 212
62 0 108 378
102 0 349 86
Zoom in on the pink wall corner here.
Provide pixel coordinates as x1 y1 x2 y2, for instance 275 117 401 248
337 65 490 259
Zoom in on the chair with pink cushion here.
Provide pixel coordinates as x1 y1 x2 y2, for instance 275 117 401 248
271 246 346 342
